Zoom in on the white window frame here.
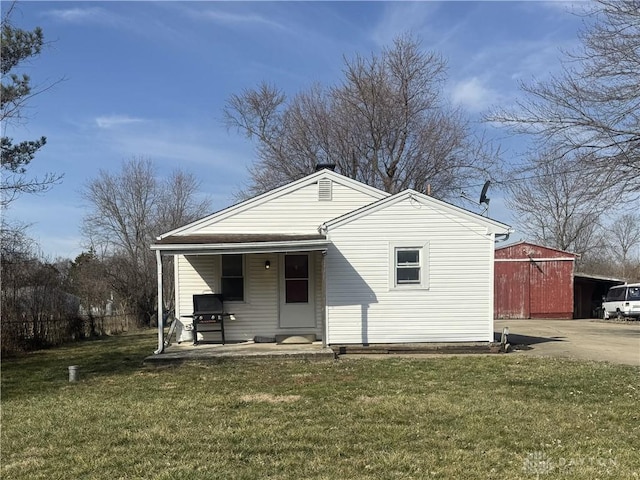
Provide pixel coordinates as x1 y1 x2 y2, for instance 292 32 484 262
389 241 429 290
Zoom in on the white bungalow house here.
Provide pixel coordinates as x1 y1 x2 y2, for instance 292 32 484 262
150 169 511 353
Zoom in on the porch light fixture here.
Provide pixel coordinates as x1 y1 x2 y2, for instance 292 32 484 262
265 260 271 270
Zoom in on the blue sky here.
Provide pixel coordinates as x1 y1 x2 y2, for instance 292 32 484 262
4 1 589 260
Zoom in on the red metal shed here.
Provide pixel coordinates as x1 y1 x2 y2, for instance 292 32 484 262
494 241 579 319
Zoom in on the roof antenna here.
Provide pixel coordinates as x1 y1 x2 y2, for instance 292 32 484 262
460 180 491 216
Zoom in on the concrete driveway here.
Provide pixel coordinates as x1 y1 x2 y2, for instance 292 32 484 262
494 319 640 366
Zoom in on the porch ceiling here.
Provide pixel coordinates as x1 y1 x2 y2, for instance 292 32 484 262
151 233 329 255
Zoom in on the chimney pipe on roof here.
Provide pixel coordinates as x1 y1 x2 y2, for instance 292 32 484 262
315 163 336 172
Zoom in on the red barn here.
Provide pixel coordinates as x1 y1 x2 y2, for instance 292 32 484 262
494 242 578 319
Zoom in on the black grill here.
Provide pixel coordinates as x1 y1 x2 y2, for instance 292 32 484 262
186 294 228 344
192 293 224 322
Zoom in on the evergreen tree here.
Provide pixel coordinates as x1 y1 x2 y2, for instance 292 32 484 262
1 3 61 207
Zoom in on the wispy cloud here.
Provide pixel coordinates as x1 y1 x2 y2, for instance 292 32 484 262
95 115 145 129
370 2 439 47
45 5 185 44
538 1 591 14
488 38 574 83
182 5 288 32
451 77 503 113
93 118 251 174
101 125 252 211
44 7 121 26
456 34 580 107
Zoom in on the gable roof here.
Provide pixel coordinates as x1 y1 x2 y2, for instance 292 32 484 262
495 240 579 257
157 169 389 240
322 189 512 233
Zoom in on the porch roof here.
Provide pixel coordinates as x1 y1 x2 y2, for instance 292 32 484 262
150 233 329 255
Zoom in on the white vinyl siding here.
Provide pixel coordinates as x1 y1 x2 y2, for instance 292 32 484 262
390 242 429 289
175 255 218 342
178 180 381 235
168 173 381 344
325 195 496 344
175 252 323 343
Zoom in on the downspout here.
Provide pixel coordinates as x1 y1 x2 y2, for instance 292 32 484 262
319 223 329 348
527 256 532 319
321 248 327 348
154 249 164 354
488 233 496 342
495 230 512 243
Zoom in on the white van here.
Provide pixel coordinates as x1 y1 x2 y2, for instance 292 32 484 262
602 283 640 319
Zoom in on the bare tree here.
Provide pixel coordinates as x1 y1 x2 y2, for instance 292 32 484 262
225 35 499 201
607 213 640 279
81 157 211 325
67 249 111 335
0 219 80 354
488 0 640 198
505 151 611 260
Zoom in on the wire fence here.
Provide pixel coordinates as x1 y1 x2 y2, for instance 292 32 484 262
1 313 138 356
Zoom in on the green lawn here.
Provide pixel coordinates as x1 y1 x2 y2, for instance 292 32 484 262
1 331 638 479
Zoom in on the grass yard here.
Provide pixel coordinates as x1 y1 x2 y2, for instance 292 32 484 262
1 331 638 479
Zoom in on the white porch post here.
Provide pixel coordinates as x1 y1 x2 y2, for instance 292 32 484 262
321 249 327 348
154 249 164 354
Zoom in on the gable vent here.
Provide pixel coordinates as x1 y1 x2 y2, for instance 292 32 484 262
318 179 332 201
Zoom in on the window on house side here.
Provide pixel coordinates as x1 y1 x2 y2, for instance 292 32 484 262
389 241 429 290
396 248 421 285
221 254 244 301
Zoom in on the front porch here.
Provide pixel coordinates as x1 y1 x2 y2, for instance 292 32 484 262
151 234 330 355
143 339 336 366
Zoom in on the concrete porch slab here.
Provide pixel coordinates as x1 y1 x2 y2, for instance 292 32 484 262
143 340 336 366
